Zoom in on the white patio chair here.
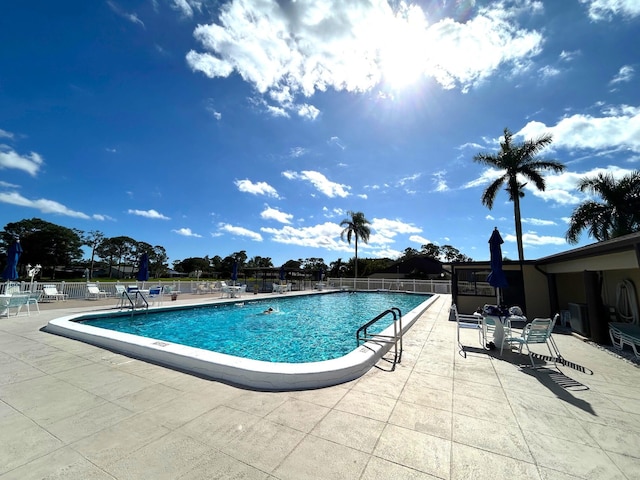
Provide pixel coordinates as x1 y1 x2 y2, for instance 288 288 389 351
452 304 483 357
508 314 561 367
1 294 30 317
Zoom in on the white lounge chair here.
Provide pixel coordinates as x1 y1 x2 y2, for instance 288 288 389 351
42 284 68 302
26 291 42 314
86 283 108 300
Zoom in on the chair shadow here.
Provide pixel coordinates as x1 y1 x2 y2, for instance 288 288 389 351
460 345 596 416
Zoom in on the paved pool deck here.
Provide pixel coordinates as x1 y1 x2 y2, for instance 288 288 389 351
1 292 639 479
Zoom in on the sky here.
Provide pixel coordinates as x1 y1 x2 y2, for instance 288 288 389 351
1 0 639 268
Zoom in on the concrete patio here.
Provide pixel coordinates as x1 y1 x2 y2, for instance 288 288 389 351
1 293 639 479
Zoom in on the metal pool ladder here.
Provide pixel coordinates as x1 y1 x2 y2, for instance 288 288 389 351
356 307 403 369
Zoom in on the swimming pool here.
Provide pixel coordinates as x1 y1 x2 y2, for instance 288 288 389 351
81 292 428 363
46 291 438 390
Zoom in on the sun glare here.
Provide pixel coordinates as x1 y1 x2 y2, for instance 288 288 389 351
379 5 429 90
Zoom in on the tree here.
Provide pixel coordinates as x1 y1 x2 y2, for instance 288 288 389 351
420 243 441 259
474 127 565 261
566 170 640 244
0 218 84 278
82 230 105 280
340 211 371 280
96 236 137 278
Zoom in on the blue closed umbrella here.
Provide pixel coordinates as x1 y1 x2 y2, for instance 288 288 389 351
2 240 22 281
136 253 149 282
487 228 508 305
317 269 324 282
231 261 238 285
279 266 286 282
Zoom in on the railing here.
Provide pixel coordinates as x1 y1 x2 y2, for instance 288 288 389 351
356 307 403 369
0 278 451 299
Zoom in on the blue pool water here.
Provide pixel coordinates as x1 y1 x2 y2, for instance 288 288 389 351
82 292 431 363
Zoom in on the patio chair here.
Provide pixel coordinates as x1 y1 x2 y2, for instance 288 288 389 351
452 304 483 357
26 290 42 315
114 285 128 308
86 283 108 300
508 314 561 368
148 286 164 305
1 294 30 317
42 284 68 302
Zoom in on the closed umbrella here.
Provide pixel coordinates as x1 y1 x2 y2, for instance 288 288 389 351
136 253 149 282
487 228 508 305
2 240 22 281
279 265 286 283
231 261 238 286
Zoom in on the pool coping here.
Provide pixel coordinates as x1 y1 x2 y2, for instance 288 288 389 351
45 293 438 391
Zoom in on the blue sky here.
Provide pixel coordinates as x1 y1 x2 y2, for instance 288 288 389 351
1 0 639 267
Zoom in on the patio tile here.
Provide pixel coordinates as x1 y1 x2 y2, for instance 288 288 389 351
0 409 64 474
273 434 369 480
177 405 262 449
287 384 348 408
524 430 626 479
389 399 453 440
361 456 440 479
44 400 135 443
70 413 171 468
215 417 305 473
452 392 517 428
0 375 106 426
0 354 45 386
450 442 541 480
177 449 270 479
607 451 640 479
111 382 183 413
373 424 450 478
452 412 533 462
399 377 454 410
2 446 114 480
229 390 289 417
105 433 211 480
335 388 398 422
581 421 640 457
310 409 385 453
265 397 330 433
511 405 597 447
453 378 508 403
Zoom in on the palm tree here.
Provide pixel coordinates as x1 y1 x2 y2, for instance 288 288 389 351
340 211 371 280
474 127 565 262
566 170 640 244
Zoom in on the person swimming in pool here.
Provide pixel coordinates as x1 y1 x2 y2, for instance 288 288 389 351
263 307 274 314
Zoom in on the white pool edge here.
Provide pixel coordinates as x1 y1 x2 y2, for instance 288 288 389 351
45 294 438 391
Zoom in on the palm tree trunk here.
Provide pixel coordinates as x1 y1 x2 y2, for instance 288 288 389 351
513 196 525 262
354 236 358 281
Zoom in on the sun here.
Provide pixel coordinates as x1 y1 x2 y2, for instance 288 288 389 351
378 5 429 90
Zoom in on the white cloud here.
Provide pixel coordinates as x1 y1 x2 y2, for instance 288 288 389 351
170 0 201 18
234 179 280 198
432 171 448 192
504 231 567 246
127 209 170 220
219 223 263 241
261 222 346 250
517 106 640 153
0 191 90 218
289 147 308 158
579 0 640 20
107 1 145 28
368 217 422 245
539 65 561 79
0 148 43 176
0 129 14 139
261 206 293 224
297 104 320 120
522 218 557 226
283 170 350 198
409 235 431 245
186 0 544 106
610 65 635 85
328 136 346 150
172 227 202 237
